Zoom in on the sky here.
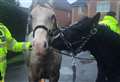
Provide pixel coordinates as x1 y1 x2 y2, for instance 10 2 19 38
19 0 77 8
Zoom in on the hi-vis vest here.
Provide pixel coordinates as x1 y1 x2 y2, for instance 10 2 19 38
99 15 120 35
0 23 31 78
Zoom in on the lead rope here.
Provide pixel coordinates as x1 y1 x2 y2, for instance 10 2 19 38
58 27 98 82
72 27 97 82
75 27 98 54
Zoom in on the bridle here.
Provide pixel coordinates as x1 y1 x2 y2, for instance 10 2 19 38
58 23 98 55
33 25 49 37
32 25 55 48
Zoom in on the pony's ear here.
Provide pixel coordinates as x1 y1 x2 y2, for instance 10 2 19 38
92 12 101 25
51 15 58 30
45 3 53 9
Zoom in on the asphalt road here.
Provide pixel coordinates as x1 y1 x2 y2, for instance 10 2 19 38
5 51 98 82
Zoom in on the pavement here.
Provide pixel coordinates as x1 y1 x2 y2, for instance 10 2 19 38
5 51 98 82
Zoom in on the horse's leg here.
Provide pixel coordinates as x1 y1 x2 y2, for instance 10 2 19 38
48 50 61 82
27 65 35 82
49 71 60 82
29 64 41 82
38 79 45 82
28 71 37 82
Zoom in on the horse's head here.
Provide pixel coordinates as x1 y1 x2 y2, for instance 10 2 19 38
69 13 100 49
70 13 100 36
30 3 57 54
52 13 101 51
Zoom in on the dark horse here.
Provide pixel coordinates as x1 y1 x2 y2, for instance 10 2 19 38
51 13 120 82
27 2 62 82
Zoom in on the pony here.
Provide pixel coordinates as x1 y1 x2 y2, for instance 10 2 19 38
51 13 120 82
27 2 62 82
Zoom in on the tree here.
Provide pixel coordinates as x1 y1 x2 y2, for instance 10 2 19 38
2 0 19 6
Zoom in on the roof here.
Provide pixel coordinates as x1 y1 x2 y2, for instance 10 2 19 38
32 0 72 11
71 0 87 7
53 0 72 11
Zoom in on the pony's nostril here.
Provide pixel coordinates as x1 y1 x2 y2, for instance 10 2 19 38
44 41 48 48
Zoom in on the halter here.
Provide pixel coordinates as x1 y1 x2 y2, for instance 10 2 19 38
32 25 55 48
33 25 49 37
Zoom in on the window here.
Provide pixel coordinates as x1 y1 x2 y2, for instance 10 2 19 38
78 7 83 15
117 2 120 22
96 0 110 12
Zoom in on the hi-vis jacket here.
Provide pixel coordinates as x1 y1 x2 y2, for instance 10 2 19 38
99 15 120 35
0 23 31 81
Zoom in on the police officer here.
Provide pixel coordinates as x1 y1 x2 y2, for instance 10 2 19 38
0 23 31 82
99 11 120 35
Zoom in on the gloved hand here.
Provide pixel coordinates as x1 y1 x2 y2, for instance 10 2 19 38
25 42 32 50
29 44 32 50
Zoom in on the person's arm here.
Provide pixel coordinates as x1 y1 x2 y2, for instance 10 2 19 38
0 23 31 52
7 38 31 52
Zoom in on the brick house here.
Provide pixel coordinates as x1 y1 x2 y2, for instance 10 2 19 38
71 0 120 23
71 0 99 23
32 0 72 27
53 0 72 27
103 0 120 21
71 0 88 23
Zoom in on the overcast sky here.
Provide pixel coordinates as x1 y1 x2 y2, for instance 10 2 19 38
19 0 77 8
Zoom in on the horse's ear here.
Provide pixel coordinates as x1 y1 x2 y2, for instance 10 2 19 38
52 15 58 29
92 12 101 25
45 3 53 9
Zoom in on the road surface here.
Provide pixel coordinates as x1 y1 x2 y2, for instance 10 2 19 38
5 51 98 82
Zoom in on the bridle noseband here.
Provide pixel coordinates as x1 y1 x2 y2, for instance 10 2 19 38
32 25 55 47
33 25 49 37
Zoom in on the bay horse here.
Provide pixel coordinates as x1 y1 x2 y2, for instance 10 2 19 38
27 3 62 82
51 13 120 82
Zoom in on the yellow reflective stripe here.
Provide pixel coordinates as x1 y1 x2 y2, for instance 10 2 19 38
8 39 16 49
0 23 11 37
0 43 5 48
22 42 31 50
0 48 7 55
0 60 6 80
22 43 26 50
2 79 4 82
0 29 4 38
0 56 6 63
